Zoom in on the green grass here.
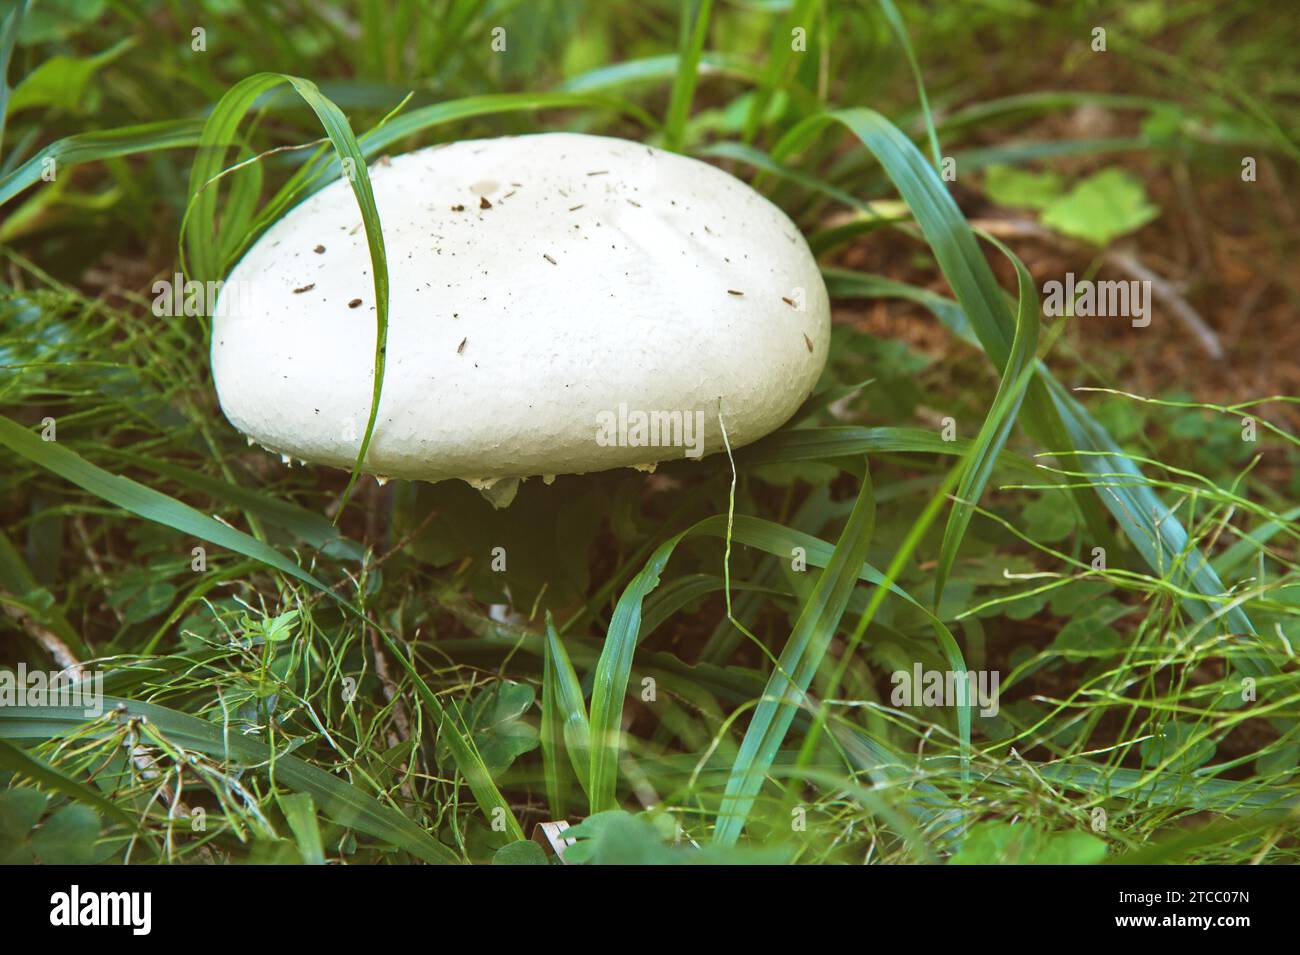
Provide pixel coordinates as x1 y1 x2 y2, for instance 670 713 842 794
1 0 1297 864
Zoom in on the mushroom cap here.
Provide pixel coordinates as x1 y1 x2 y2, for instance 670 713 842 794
211 132 830 486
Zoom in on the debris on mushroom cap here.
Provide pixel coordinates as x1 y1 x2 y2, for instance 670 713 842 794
210 133 831 494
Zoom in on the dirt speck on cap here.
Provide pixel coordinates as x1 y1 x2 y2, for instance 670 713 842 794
543 253 557 265
293 284 315 294
348 298 362 309
727 289 744 297
803 333 813 352
451 204 465 212
479 195 492 210
782 296 795 307
457 337 467 354
313 244 325 254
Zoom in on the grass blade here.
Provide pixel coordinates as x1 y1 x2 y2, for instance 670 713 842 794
0 413 329 594
774 108 1263 658
181 73 390 519
541 611 592 816
0 0 28 156
713 466 876 845
875 0 941 167
0 738 142 833
277 792 325 865
587 530 688 810
0 698 457 863
0 119 204 208
933 236 1040 607
741 0 818 143
664 0 713 151
560 53 755 94
0 413 524 841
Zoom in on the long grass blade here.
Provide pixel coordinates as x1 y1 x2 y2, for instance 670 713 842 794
180 73 390 518
773 108 1263 658
741 0 818 144
0 738 142 833
712 466 876 845
933 236 1040 607
0 0 29 156
541 611 592 816
664 0 714 151
587 531 688 810
0 119 204 207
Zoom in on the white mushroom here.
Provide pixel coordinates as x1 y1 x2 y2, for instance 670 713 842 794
211 133 830 497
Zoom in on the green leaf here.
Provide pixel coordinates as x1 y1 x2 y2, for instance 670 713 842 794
1051 618 1123 657
1037 829 1108 864
875 0 942 168
107 574 178 625
1023 493 1079 542
7 38 132 114
277 792 325 865
1040 168 1159 246
439 682 539 779
565 811 676 864
12 0 101 44
0 788 103 865
0 413 329 594
1256 743 1300 780
951 821 1106 865
107 450 362 557
982 164 1064 210
0 788 47 863
0 526 86 657
566 810 789 864
560 51 755 95
30 803 100 864
492 839 549 865
260 610 300 644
